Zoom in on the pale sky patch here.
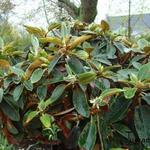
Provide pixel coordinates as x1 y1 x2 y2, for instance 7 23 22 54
8 0 150 27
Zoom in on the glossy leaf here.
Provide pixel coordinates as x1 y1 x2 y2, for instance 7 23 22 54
13 84 24 102
78 71 96 84
0 101 20 121
73 87 90 117
104 96 132 123
31 68 45 83
138 62 150 81
100 88 123 100
79 119 97 150
48 55 62 74
134 105 150 148
123 87 137 99
37 85 47 100
49 84 65 104
67 56 84 74
114 42 130 53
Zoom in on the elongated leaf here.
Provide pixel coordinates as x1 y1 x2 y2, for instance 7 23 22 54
0 88 4 102
106 43 116 59
24 25 46 37
31 68 45 83
31 35 39 53
79 120 97 150
104 96 132 123
39 37 62 46
67 56 84 74
0 101 20 121
100 88 123 100
123 87 137 99
134 105 150 148
69 35 92 50
61 22 69 39
138 62 150 81
25 111 39 124
73 87 90 117
7 121 18 134
50 84 65 103
13 84 24 102
37 85 47 100
78 71 96 84
48 55 62 74
113 123 135 141
40 114 51 128
114 42 130 53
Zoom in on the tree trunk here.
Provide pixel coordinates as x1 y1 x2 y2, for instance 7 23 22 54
58 0 98 23
80 0 98 23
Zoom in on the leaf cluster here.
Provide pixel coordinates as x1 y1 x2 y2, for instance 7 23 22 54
0 20 150 149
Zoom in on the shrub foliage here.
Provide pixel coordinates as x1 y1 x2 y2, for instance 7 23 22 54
0 21 150 149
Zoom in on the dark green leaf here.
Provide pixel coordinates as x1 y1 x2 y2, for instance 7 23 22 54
48 55 62 74
134 105 150 148
13 84 24 102
106 43 116 59
50 84 65 103
79 120 97 150
105 96 132 123
73 87 90 117
7 122 18 135
0 101 20 121
67 56 84 74
37 85 47 100
113 123 135 141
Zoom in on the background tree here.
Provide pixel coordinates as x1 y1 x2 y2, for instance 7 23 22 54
57 0 98 23
0 0 15 20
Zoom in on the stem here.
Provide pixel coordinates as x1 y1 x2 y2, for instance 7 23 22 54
97 114 104 150
128 0 131 39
